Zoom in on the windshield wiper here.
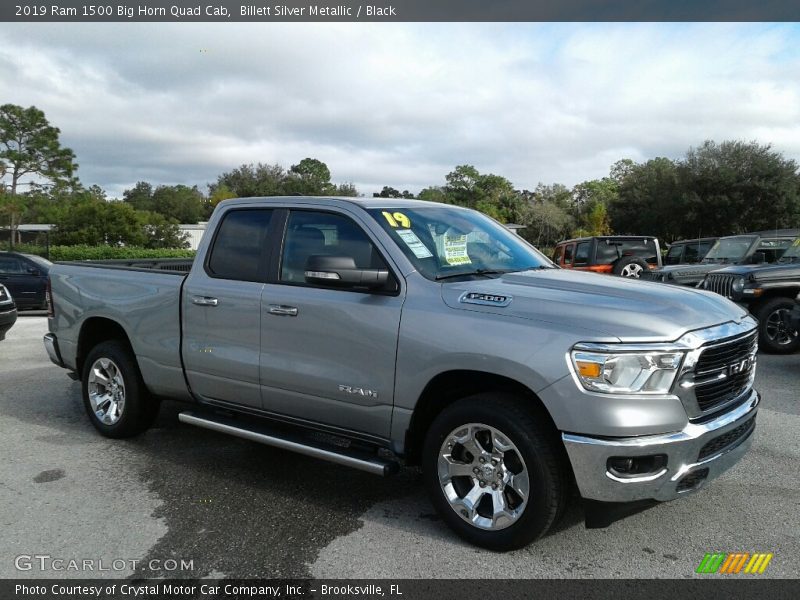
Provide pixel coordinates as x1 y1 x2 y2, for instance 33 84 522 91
435 266 552 281
435 269 512 281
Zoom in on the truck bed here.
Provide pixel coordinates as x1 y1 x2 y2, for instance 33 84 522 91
48 260 192 401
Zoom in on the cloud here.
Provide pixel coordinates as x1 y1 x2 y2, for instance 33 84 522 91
0 22 799 198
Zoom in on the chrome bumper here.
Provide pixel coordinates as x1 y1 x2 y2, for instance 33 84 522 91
43 333 64 368
563 390 759 503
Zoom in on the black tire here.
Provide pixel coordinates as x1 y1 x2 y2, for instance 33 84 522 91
754 298 800 354
81 340 160 438
612 256 649 278
422 393 568 551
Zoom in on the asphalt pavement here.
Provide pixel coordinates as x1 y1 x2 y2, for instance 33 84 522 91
1 315 797 579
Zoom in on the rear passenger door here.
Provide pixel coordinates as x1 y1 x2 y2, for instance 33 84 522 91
259 208 404 438
0 255 39 307
182 208 276 409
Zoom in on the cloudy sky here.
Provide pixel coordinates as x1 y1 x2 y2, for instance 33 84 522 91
1 22 799 198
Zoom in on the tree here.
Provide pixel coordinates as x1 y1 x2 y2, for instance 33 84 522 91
212 162 286 198
208 183 236 208
286 157 333 195
679 140 800 235
0 104 77 245
374 186 402 198
608 157 683 240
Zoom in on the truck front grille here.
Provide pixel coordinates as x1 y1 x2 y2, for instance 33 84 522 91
697 416 756 461
704 273 737 298
693 332 757 414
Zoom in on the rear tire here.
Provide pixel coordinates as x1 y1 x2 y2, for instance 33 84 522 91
755 298 800 354
82 340 160 438
422 393 567 551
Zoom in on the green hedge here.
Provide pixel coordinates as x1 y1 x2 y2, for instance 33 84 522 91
10 244 196 262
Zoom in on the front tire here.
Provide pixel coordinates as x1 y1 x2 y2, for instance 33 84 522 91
755 298 800 354
82 340 160 438
422 393 567 551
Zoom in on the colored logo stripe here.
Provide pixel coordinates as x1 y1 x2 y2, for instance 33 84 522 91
696 552 773 574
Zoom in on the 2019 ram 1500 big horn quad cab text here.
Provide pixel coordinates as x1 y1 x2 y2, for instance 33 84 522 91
44 197 760 550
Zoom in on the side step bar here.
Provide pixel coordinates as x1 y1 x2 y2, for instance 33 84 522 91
178 411 399 477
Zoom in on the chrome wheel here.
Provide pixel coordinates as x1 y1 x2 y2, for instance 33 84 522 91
765 308 795 346
620 263 644 278
87 358 126 425
438 423 529 531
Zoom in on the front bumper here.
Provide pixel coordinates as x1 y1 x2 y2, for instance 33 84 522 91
0 306 17 340
563 389 759 502
43 333 65 367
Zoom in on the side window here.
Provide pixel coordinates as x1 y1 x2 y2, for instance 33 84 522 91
683 243 704 263
563 244 575 266
280 210 389 287
574 242 591 266
552 245 563 265
0 256 25 274
207 209 273 281
666 244 684 265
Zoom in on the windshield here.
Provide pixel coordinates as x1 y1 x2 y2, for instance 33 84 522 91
366 205 552 280
702 236 756 263
779 237 800 262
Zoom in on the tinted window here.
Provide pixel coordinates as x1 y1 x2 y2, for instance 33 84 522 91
574 242 591 266
281 211 388 285
207 209 273 281
552 245 563 265
683 241 712 263
595 239 658 265
0 256 26 274
665 244 683 265
563 244 574 265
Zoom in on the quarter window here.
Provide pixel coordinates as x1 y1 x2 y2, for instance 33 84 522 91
207 209 273 281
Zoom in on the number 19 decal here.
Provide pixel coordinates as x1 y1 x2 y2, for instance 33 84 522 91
382 211 411 229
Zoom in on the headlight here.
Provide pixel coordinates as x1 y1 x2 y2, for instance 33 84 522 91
571 349 684 394
732 277 745 293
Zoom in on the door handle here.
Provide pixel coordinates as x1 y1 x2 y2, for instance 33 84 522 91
192 296 219 307
268 304 298 317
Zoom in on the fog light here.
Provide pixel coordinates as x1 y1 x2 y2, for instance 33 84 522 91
607 454 667 479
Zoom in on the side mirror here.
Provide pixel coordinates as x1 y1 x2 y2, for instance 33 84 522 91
751 252 766 264
27 268 42 276
304 255 389 290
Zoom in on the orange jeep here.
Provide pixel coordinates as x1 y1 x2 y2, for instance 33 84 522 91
552 236 662 278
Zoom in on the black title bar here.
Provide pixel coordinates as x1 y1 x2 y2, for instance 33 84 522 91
3 0 800 22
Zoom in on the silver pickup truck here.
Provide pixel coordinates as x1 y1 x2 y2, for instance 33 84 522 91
44 197 760 550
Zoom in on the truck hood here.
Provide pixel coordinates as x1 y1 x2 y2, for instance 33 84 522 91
441 268 749 342
653 263 722 278
707 262 800 281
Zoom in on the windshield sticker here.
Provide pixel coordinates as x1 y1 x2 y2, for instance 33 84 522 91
382 211 411 229
397 229 433 259
444 234 472 266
